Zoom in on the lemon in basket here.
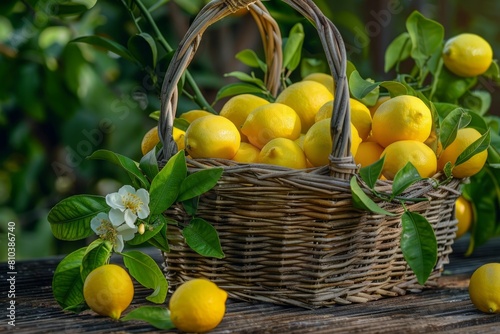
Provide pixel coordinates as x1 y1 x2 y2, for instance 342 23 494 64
219 94 270 142
354 141 385 168
443 33 493 77
241 102 301 149
232 142 261 163
303 118 361 167
258 137 307 169
179 109 213 123
302 72 335 95
141 126 185 155
437 127 488 179
371 95 432 148
380 140 437 180
169 278 228 333
276 81 333 132
455 195 473 239
83 264 134 320
185 115 240 159
469 263 500 313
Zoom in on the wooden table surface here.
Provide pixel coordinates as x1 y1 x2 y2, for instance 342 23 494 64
2 237 500 333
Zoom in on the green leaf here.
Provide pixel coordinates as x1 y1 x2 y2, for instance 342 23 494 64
283 23 305 72
122 251 168 304
182 197 199 217
359 156 384 189
235 49 267 72
88 150 149 189
392 162 424 197
80 239 113 281
127 215 165 246
174 118 190 131
405 11 444 69
384 32 412 72
455 130 490 167
379 81 408 97
178 168 223 202
224 71 266 88
121 306 174 330
182 218 225 258
349 177 396 216
149 151 187 215
52 247 87 312
148 216 170 253
439 108 471 151
71 35 135 62
49 0 98 16
215 83 266 102
128 33 158 69
140 149 159 181
349 70 379 100
400 211 437 285
461 90 491 116
483 60 500 82
48 195 107 241
443 161 453 178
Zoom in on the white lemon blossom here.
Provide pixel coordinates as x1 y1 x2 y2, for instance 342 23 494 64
91 212 138 252
106 185 150 227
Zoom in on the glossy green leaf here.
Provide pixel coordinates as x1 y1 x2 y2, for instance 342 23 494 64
359 156 384 189
122 251 168 304
384 32 412 73
80 239 113 281
140 149 159 181
461 90 491 116
406 11 444 68
128 33 157 68
88 150 149 189
71 35 135 62
439 108 471 151
127 215 165 246
52 247 87 312
349 70 379 100
148 216 170 253
121 306 174 330
215 83 267 102
400 211 437 285
483 60 500 82
149 150 187 215
349 177 396 216
455 130 490 167
183 218 224 258
177 168 223 202
48 0 98 16
224 71 266 88
283 23 304 72
235 49 267 72
48 195 107 241
379 81 408 97
392 162 423 197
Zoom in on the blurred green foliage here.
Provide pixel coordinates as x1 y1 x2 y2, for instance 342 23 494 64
2 0 500 259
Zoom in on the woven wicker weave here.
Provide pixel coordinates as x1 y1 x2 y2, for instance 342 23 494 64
158 0 462 308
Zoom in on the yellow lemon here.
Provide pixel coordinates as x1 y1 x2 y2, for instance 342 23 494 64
232 142 261 163
302 72 335 95
469 263 500 313
314 100 334 123
455 195 473 239
368 95 391 117
276 81 333 132
371 95 432 148
185 115 240 159
354 141 385 168
83 264 134 320
443 33 493 77
437 127 488 179
380 140 437 180
169 278 228 333
141 126 159 155
219 94 270 142
179 109 213 123
258 137 307 169
173 127 186 151
241 102 301 149
303 118 361 167
294 133 306 149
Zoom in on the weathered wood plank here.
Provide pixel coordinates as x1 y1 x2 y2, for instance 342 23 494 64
1 237 500 333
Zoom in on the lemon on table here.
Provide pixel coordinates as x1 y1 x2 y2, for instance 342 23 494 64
455 195 473 239
179 109 213 123
185 115 240 159
276 81 333 133
241 102 301 149
443 33 493 77
302 72 335 95
371 95 432 148
469 263 500 313
303 118 361 167
169 278 228 333
380 140 437 180
437 127 488 179
219 94 270 142
258 137 307 169
83 264 134 320
232 142 261 163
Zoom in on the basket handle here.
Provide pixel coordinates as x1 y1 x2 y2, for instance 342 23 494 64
158 0 355 178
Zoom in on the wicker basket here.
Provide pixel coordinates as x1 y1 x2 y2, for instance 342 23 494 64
158 0 462 308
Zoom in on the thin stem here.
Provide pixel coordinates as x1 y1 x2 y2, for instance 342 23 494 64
130 0 216 113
